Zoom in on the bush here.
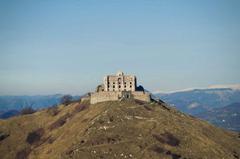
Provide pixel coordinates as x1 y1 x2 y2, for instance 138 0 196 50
48 113 70 131
26 128 44 145
20 107 36 115
151 145 165 154
134 99 146 105
74 104 88 113
144 105 153 111
47 106 59 116
152 132 180 147
47 136 56 144
16 147 31 159
0 132 9 141
60 95 73 106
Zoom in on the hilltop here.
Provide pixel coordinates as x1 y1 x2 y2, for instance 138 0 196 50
0 99 240 159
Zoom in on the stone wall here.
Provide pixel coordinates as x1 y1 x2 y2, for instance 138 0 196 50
81 96 90 102
131 91 151 102
90 91 151 104
90 92 121 104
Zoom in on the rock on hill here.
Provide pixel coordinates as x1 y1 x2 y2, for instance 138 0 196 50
0 99 240 159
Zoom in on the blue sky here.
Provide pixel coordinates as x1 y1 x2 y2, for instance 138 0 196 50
0 0 240 95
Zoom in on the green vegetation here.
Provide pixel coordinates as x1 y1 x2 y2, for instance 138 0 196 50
20 107 36 115
0 99 239 159
60 95 74 106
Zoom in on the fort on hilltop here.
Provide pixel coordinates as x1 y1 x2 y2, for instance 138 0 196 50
90 71 151 104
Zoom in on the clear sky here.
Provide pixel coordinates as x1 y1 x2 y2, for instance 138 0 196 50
0 0 240 95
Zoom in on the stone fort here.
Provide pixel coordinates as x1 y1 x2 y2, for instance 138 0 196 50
90 71 151 104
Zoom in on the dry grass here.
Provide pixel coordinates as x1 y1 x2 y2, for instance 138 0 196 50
47 106 60 116
0 100 239 159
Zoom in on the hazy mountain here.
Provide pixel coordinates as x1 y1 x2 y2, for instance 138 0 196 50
0 110 19 119
196 103 240 132
155 88 240 115
0 99 239 159
0 94 81 112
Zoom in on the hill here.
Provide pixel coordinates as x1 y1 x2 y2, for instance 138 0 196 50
196 103 240 132
0 110 19 119
0 95 81 112
0 95 64 112
0 99 240 159
155 88 240 115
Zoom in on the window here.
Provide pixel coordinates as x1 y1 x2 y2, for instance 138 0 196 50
119 85 121 88
113 85 115 88
130 85 132 88
130 82 132 85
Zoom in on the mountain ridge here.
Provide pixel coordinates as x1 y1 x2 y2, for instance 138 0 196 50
155 88 240 115
196 103 240 132
154 84 240 94
0 95 80 112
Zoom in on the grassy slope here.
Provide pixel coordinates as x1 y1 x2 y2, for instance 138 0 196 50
0 100 240 159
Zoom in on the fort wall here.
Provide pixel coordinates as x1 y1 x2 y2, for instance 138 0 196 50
131 91 151 102
90 91 151 104
90 92 121 104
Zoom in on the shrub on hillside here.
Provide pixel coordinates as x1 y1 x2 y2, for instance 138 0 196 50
152 132 180 147
60 95 73 106
26 128 44 145
49 113 70 131
74 104 88 113
16 147 31 159
0 132 9 141
20 107 36 115
134 99 146 105
47 105 59 116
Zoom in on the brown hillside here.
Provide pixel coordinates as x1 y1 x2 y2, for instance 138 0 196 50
0 100 240 159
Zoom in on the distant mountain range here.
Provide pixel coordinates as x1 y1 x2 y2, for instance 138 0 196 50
0 95 65 119
0 95 81 118
195 103 240 132
154 86 240 131
0 110 19 119
155 87 240 115
0 94 64 111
